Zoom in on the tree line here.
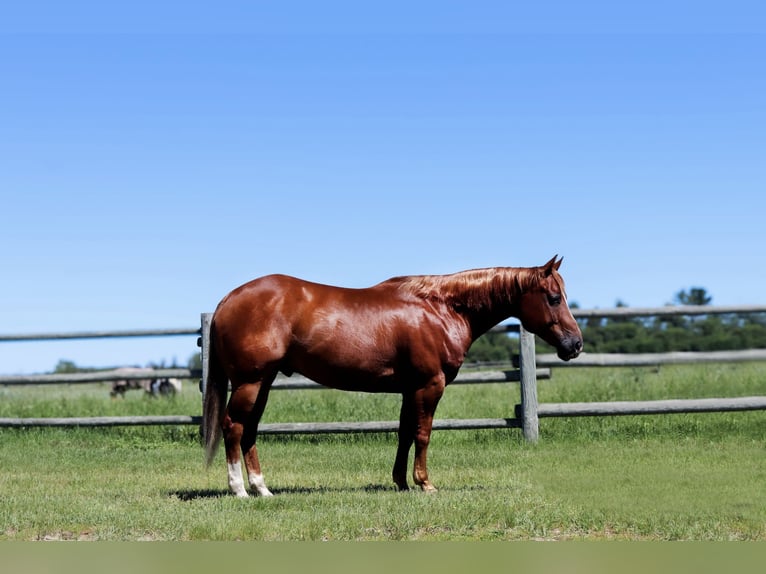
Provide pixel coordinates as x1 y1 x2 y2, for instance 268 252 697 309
465 287 766 363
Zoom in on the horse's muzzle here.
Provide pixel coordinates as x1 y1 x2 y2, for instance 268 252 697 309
557 336 583 361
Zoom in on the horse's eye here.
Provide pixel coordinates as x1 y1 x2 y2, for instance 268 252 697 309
548 294 562 306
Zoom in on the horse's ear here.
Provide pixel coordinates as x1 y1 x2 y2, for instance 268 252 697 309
543 255 561 276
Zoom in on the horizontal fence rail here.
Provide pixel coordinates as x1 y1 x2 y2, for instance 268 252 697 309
0 327 200 342
534 349 766 368
534 396 766 417
0 415 521 432
571 304 766 319
0 369 200 386
0 415 203 428
0 368 550 388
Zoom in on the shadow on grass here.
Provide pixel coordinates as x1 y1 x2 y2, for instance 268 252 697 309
170 489 230 501
273 483 396 495
170 484 395 501
171 483 488 501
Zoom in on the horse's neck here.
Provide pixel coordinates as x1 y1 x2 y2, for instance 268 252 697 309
392 267 533 338
442 267 529 339
462 300 518 341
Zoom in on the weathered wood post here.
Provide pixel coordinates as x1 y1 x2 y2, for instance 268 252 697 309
519 326 539 442
199 312 213 400
198 312 213 439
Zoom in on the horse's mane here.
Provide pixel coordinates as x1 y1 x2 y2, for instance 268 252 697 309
384 267 543 310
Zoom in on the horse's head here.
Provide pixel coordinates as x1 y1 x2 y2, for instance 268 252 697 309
516 256 583 361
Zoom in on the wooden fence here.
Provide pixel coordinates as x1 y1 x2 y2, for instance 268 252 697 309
520 305 766 441
1 305 765 439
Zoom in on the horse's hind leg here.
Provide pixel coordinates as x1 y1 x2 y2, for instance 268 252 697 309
241 379 275 497
223 375 275 498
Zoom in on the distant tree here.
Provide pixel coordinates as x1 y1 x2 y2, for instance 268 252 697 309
674 287 712 306
54 360 79 374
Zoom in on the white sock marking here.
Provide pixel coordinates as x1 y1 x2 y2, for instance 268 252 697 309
249 473 274 497
227 461 249 498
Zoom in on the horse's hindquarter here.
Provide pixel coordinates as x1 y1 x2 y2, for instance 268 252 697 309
213 275 306 379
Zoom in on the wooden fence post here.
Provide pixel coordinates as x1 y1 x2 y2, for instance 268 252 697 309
519 326 539 442
199 313 212 399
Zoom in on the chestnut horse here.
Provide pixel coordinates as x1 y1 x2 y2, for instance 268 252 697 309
203 256 582 497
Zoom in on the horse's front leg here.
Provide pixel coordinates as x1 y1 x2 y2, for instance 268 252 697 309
410 376 445 493
393 394 415 491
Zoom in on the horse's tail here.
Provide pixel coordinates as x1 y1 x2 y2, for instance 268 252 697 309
203 319 227 467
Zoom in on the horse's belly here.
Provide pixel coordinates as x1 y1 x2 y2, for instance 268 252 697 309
317 374 405 394
286 356 405 394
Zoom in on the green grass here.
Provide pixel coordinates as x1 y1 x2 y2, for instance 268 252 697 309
1 363 765 540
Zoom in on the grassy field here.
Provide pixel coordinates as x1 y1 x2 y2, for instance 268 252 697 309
0 363 764 540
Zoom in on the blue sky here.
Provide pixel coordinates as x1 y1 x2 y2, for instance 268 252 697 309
1 1 765 373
